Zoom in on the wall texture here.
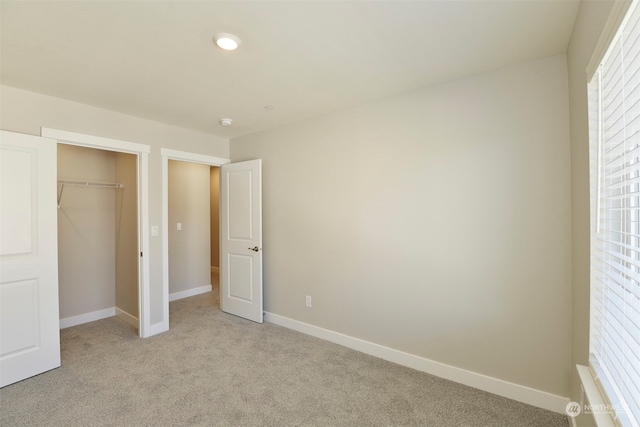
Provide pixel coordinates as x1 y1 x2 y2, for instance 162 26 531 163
232 54 572 397
168 160 211 294
566 1 615 425
57 145 116 318
0 85 229 326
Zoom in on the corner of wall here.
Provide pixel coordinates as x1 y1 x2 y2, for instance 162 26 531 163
565 0 616 407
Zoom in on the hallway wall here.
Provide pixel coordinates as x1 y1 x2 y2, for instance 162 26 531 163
168 160 211 295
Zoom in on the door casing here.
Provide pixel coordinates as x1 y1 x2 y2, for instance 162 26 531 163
160 148 230 333
41 128 152 337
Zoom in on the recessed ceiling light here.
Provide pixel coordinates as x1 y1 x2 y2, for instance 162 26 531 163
219 118 233 126
213 33 241 51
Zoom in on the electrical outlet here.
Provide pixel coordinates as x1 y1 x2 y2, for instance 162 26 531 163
305 295 312 308
177 223 182 231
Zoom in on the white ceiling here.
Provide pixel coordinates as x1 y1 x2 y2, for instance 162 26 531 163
0 1 580 139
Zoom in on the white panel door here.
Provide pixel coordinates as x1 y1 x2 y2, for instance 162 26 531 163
0 130 60 387
220 159 263 323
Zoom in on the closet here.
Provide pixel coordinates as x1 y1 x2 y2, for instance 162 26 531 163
57 144 138 333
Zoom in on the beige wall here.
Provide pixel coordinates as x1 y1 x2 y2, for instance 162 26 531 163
210 167 220 269
168 160 211 294
115 152 139 318
567 1 615 425
57 146 139 321
57 145 116 318
232 54 572 397
0 85 229 325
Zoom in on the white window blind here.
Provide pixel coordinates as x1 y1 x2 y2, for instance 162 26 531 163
589 1 640 425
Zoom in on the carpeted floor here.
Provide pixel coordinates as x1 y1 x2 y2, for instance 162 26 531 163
1 279 569 426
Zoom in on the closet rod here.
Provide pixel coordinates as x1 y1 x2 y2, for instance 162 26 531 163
57 179 124 189
57 180 125 208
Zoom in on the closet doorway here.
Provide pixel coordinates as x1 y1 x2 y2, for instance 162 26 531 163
41 127 152 338
57 145 139 334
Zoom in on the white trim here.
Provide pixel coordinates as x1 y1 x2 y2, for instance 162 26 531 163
160 148 229 166
586 0 634 80
138 152 153 338
169 285 212 302
211 266 220 273
264 312 570 415
41 128 150 154
161 148 230 334
115 307 139 329
161 154 170 333
41 127 152 339
576 365 617 427
60 308 115 329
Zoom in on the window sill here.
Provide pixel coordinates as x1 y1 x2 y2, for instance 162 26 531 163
576 365 617 427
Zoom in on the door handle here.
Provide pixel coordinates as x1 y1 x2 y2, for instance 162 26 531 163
248 246 260 252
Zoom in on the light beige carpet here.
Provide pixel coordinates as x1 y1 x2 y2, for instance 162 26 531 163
0 283 569 426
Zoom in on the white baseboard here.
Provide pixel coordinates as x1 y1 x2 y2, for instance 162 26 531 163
210 266 220 274
264 312 570 415
169 284 212 302
115 307 139 329
60 307 115 329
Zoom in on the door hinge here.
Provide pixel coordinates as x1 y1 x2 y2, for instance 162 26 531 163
140 252 143 257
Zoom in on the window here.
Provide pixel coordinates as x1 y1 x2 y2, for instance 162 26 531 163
588 1 640 425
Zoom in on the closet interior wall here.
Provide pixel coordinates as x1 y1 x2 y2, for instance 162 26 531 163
115 152 138 322
57 144 138 329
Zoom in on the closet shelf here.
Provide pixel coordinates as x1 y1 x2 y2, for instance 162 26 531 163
57 180 124 208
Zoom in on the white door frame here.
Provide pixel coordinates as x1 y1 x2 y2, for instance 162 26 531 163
40 128 152 337
160 148 230 331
